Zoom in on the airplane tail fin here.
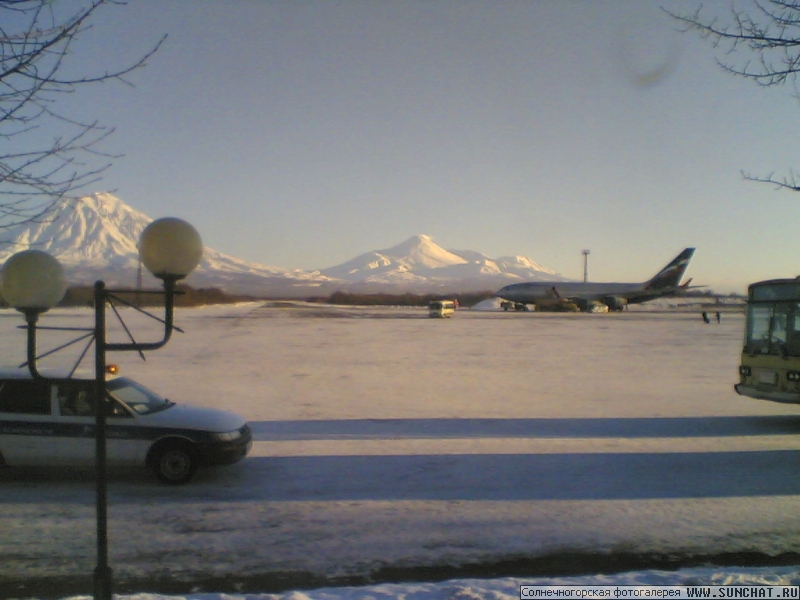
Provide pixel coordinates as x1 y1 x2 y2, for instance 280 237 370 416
644 248 695 290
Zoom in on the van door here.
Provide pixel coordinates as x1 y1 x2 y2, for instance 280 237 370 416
0 379 57 466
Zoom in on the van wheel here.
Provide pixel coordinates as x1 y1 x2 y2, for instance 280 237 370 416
153 443 197 485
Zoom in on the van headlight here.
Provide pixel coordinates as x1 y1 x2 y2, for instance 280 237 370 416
212 430 242 442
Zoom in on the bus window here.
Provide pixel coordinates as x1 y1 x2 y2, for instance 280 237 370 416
772 311 788 346
744 303 800 355
746 305 771 354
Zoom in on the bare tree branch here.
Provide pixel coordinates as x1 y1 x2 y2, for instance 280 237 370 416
0 0 164 230
668 1 800 192
667 2 800 85
742 169 800 191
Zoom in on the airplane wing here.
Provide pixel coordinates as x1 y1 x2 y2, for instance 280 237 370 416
627 284 705 303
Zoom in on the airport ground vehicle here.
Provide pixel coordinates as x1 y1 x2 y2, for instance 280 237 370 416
0 369 251 483
500 300 531 311
735 278 800 404
429 300 456 318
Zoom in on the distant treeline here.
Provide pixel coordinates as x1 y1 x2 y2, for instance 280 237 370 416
0 284 255 310
65 284 256 308
309 290 497 307
0 285 741 311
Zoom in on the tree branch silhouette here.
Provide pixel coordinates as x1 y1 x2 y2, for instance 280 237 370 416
0 0 164 230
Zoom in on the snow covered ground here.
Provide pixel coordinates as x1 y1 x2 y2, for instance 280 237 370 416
1 302 800 598
46 566 800 600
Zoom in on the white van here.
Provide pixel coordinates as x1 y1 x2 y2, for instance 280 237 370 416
0 369 251 484
429 300 456 318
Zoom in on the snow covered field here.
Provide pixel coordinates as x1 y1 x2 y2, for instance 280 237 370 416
1 302 800 598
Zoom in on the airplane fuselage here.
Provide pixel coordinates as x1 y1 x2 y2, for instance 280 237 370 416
495 248 697 312
498 281 640 304
496 282 648 311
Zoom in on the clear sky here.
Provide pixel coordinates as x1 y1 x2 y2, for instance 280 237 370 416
51 0 800 293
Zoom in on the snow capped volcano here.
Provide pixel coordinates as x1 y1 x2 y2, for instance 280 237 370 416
385 234 468 269
0 193 145 269
320 234 468 282
0 193 567 296
320 234 569 290
0 193 330 293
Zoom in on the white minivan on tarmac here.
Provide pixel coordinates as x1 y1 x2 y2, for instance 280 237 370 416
0 368 251 484
428 300 456 318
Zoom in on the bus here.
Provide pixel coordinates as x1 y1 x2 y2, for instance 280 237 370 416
429 300 456 318
736 278 800 404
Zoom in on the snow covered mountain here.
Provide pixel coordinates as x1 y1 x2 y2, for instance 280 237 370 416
0 193 333 295
0 193 568 296
320 234 570 291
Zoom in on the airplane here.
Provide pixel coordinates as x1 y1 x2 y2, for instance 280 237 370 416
496 248 697 312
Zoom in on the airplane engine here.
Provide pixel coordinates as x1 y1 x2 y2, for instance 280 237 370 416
574 298 591 312
601 296 628 311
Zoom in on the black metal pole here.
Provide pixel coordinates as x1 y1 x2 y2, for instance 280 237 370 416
19 276 181 599
93 281 112 600
24 312 41 379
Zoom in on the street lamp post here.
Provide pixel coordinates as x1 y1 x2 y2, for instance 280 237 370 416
582 249 590 283
1 217 202 600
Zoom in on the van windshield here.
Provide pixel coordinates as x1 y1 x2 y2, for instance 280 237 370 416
106 377 173 415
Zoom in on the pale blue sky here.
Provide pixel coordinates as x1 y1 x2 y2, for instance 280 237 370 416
54 0 800 293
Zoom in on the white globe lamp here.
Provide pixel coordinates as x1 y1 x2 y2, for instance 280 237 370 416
1 250 67 315
139 217 203 280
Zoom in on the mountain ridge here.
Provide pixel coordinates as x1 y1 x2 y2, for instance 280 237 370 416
0 193 570 296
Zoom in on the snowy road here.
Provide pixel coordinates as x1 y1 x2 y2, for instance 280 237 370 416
2 304 800 596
